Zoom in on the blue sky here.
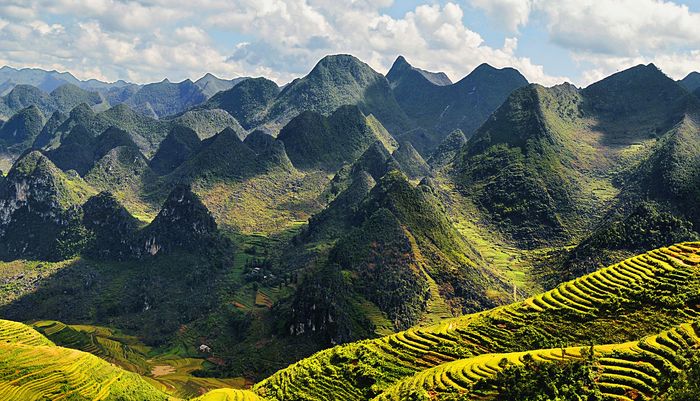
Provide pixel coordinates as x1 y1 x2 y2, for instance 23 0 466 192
1 0 700 86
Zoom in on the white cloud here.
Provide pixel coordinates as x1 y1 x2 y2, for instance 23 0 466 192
469 0 533 32
0 0 600 86
538 0 700 56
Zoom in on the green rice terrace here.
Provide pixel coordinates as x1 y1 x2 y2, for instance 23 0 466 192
0 243 698 400
2 50 700 401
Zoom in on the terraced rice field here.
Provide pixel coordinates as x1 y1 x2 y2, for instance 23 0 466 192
254 242 700 401
32 320 248 399
192 388 266 401
0 319 169 401
377 321 700 400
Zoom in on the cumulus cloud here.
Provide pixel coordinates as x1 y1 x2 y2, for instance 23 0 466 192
469 0 533 32
538 0 700 56
11 0 700 87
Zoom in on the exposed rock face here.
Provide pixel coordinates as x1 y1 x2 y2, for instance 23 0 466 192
0 150 92 260
138 184 219 257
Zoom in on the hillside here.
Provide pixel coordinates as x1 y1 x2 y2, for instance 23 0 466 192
0 319 171 401
195 73 248 98
387 57 528 153
255 242 700 400
680 71 700 92
125 79 207 118
449 64 698 249
0 150 94 260
36 102 242 155
0 83 104 119
277 105 395 171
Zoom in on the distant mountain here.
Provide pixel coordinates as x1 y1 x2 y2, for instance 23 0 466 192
202 77 280 130
0 66 248 119
36 102 243 156
124 79 207 118
680 71 700 92
387 56 452 86
0 65 131 94
387 56 528 153
194 73 247 98
277 105 395 170
267 54 411 135
45 125 139 175
149 125 202 175
0 83 104 119
0 105 45 151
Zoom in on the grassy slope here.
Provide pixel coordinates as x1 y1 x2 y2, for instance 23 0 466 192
0 318 265 401
254 242 700 400
0 319 171 401
378 320 700 400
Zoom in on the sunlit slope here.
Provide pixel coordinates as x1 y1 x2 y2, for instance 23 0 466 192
0 319 170 401
377 321 700 400
254 242 700 400
192 388 266 401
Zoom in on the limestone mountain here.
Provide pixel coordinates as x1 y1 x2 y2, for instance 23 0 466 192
0 83 104 119
139 184 221 257
267 55 411 135
149 125 202 175
286 169 506 344
82 191 141 260
392 141 431 179
387 56 528 153
38 102 241 155
451 64 697 247
0 105 45 151
242 130 294 172
46 125 140 175
277 105 395 171
168 127 291 184
201 77 280 130
195 73 248 98
386 56 452 86
124 79 207 118
680 71 700 92
0 151 93 260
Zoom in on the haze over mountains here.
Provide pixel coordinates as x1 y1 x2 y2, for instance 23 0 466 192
0 53 700 400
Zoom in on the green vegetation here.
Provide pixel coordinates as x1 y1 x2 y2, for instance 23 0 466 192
1 56 700 401
125 79 207 118
277 105 393 171
0 319 170 401
0 105 45 153
203 78 280 130
255 243 700 400
386 57 528 153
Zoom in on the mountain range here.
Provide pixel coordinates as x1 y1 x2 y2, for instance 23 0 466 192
0 54 699 400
